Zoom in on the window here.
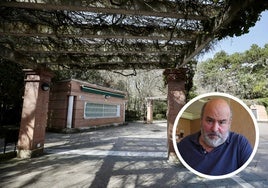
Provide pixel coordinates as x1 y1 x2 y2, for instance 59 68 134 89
84 103 120 118
251 109 257 119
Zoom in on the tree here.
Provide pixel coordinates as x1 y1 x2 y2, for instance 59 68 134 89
100 69 166 120
194 44 268 99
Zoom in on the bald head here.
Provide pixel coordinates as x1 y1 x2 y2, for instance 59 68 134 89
201 98 232 121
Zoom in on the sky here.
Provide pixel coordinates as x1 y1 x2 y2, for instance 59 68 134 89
198 10 268 62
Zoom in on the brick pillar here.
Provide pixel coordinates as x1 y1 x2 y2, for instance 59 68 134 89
17 68 53 158
163 68 186 161
146 99 153 124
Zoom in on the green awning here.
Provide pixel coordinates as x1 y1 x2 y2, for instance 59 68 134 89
81 85 125 99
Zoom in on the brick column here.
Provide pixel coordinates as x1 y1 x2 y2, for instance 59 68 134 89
17 68 53 158
163 68 186 161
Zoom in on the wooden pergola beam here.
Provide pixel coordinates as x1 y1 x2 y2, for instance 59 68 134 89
0 32 195 42
16 50 184 56
0 1 208 20
0 18 200 41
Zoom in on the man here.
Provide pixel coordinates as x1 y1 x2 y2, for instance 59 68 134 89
177 98 253 176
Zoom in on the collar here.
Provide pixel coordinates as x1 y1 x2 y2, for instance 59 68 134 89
190 131 202 146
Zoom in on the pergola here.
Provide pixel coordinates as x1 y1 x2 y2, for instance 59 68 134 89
1 0 267 159
1 0 267 70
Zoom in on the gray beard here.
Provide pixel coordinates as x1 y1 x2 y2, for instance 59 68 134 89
201 128 229 148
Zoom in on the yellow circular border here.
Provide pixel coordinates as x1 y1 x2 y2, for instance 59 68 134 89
172 92 259 179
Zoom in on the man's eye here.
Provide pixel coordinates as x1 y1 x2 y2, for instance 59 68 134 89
207 119 213 123
219 120 227 125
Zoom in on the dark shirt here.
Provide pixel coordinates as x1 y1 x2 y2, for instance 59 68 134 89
177 131 253 176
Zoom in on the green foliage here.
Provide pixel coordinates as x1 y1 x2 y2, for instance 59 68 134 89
216 1 267 40
257 98 268 112
153 100 167 119
125 110 140 121
154 114 165 120
0 59 24 126
185 60 197 99
195 44 268 99
52 68 105 85
53 68 128 92
187 85 198 101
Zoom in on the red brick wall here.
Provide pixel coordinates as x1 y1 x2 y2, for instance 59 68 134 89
18 69 53 157
48 79 127 130
47 81 70 130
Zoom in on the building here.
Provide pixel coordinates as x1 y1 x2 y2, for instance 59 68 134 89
47 79 127 132
250 104 268 123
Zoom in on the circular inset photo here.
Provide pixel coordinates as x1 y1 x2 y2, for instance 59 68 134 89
172 92 259 179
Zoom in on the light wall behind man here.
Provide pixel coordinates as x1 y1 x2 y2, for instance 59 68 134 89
177 98 256 147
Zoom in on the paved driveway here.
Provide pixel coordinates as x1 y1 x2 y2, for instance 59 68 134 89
0 121 268 188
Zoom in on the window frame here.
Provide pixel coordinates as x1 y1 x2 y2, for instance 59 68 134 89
84 102 120 119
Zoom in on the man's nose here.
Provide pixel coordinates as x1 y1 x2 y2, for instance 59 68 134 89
211 122 219 132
